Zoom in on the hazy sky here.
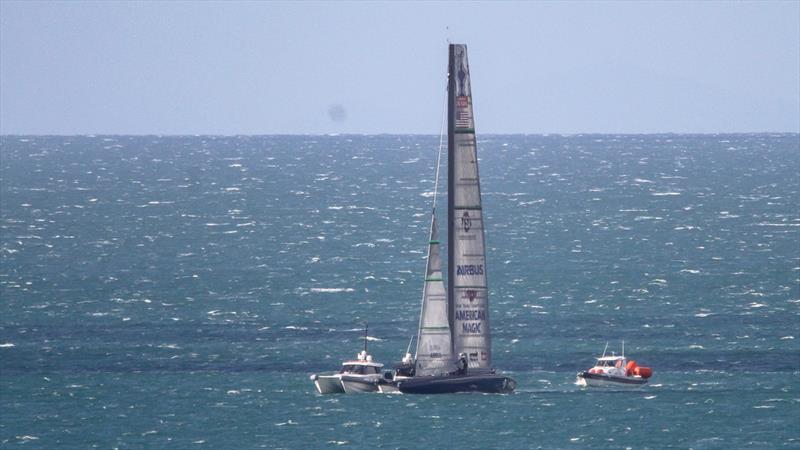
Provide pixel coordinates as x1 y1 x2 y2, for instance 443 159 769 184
1 1 798 135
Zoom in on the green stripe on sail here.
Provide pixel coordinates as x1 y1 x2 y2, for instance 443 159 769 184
425 277 443 282
429 240 440 245
454 128 475 134
421 326 450 331
455 205 482 210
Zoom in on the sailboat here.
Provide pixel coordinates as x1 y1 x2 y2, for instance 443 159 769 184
394 44 516 394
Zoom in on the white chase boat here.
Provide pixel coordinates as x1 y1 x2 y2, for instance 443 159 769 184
576 343 653 388
310 324 385 394
339 351 385 394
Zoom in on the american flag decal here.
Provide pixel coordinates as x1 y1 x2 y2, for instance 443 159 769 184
455 96 472 129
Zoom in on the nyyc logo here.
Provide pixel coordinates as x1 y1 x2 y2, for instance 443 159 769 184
466 289 477 303
456 264 483 276
461 211 471 233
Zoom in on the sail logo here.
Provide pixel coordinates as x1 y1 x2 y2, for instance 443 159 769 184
456 264 483 276
456 309 485 335
461 211 471 232
454 309 486 321
455 46 470 97
462 322 482 334
466 289 477 303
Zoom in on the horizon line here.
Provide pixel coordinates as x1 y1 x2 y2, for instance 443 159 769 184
2 131 798 138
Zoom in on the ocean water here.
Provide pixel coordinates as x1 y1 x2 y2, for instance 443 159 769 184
1 134 798 448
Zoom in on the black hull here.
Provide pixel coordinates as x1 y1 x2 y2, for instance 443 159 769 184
397 373 516 394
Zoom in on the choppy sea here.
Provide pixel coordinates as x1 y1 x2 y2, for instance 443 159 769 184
1 134 798 448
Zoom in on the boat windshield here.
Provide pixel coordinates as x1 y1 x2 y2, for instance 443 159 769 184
597 359 621 367
340 365 379 374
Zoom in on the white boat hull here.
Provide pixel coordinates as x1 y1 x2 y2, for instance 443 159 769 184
576 371 648 388
377 383 400 394
340 375 381 394
313 374 344 394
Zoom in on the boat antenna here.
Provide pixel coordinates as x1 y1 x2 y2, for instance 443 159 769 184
431 71 447 212
405 335 414 355
364 321 368 354
601 341 609 358
622 340 625 358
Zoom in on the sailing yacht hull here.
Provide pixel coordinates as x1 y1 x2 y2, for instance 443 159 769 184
397 373 516 394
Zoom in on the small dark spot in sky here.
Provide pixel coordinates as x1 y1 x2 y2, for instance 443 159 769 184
328 104 347 122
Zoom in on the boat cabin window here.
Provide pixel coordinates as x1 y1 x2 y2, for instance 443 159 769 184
598 360 618 367
340 365 379 374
